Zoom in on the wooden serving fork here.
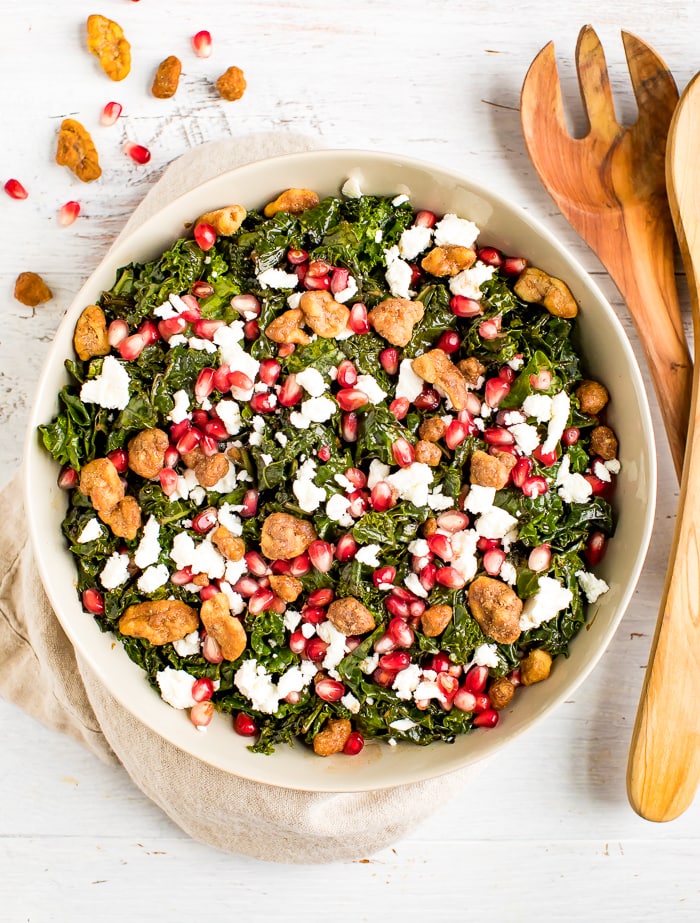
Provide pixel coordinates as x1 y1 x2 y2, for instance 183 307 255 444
520 25 692 478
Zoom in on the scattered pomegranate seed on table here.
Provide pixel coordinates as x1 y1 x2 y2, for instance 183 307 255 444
192 30 213 58
123 141 151 165
58 201 80 227
4 178 28 199
100 101 123 126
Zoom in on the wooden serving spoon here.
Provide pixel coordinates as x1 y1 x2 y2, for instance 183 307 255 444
521 25 692 479
626 72 700 822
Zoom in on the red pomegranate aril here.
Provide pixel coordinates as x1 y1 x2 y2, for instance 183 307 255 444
498 365 517 383
370 480 396 512
192 507 218 534
379 651 411 672
192 29 212 58
190 700 214 728
101 100 123 125
473 693 491 714
118 333 146 361
169 418 192 442
522 475 549 498
4 178 28 200
341 467 365 490
199 583 217 599
296 263 308 285
317 445 331 462
306 638 329 662
287 248 308 265
427 532 454 562
304 273 331 291
415 209 437 228
271 559 292 576
202 633 223 663
306 259 332 278
336 388 368 412
476 537 500 553
477 246 503 267
429 653 450 674
289 630 308 654
159 467 178 495
454 687 478 713
158 315 187 341
301 606 326 625
232 576 259 598
348 490 369 520
509 667 522 687
228 370 254 393
437 672 459 700
450 295 483 318
373 633 397 656
106 448 128 474
193 221 216 251
445 420 468 450
289 553 311 577
278 374 303 407
392 438 415 468
244 550 269 577
203 418 228 441
528 543 552 572
377 348 399 377
194 367 216 402
137 320 159 346
308 540 334 573
562 426 580 446
348 302 369 334
435 567 466 589
372 666 398 688
59 200 81 227
436 510 469 533
234 713 258 737
385 595 410 619
57 465 79 490
389 397 410 420
178 296 201 323
464 391 482 416
502 256 527 276
258 358 281 386
413 387 442 411
194 318 225 340
483 427 515 447
464 664 489 695
107 319 129 348
176 428 201 455
335 533 358 562
530 369 553 390
373 565 397 588
82 588 104 615
238 489 258 519
170 566 194 587
511 456 532 488
437 330 461 354
473 709 499 728
391 586 418 603
584 473 608 496
485 377 511 408
231 293 261 317
483 547 506 576
533 445 558 467
123 141 151 165
244 320 261 341
341 412 359 442
248 588 275 614
343 731 364 756
315 678 345 702
250 392 277 413
419 562 437 592
336 359 358 388
387 617 414 648
191 280 215 299
331 267 350 294
479 318 501 340
192 677 215 703
307 587 334 607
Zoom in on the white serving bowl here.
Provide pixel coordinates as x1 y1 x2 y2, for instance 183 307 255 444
24 149 656 792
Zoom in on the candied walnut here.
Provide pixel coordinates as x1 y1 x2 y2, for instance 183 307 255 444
211 525 245 562
520 648 553 686
264 188 320 218
200 592 247 662
14 272 52 307
419 417 447 442
299 291 350 339
470 449 510 490
590 425 618 460
192 573 210 587
226 445 243 464
412 348 468 411
491 449 517 473
118 599 198 646
514 266 578 318
576 380 609 415
327 597 376 635
152 55 182 99
260 512 317 560
368 297 424 348
55 118 101 183
128 428 169 479
458 356 486 386
421 604 453 637
99 495 141 540
421 245 476 277
268 574 303 603
197 205 247 236
488 677 516 710
216 66 247 101
182 448 229 488
313 717 352 757
73 305 109 360
421 517 438 537
265 308 311 345
86 14 130 82
468 575 522 644
79 457 124 512
415 440 442 466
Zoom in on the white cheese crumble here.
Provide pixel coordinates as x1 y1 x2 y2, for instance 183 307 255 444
384 245 414 298
408 538 430 557
168 389 191 424
449 262 496 300
217 503 243 535
451 529 479 582
77 518 103 544
234 659 280 714
475 507 519 540
213 322 260 385
395 358 425 402
556 455 593 504
464 484 496 514
355 374 387 405
168 334 188 349
500 561 517 584
283 609 302 632
293 458 326 513
386 462 434 508
99 552 131 590
510 422 541 456
404 572 428 598
542 390 571 455
522 393 553 423
170 533 226 579
399 225 433 261
341 692 361 714
209 459 240 494
215 399 242 436
134 515 161 569
433 213 479 249
427 488 454 511
257 267 299 290
355 544 382 567
392 663 422 700
296 367 328 397
173 630 201 657
605 458 621 474
367 458 391 489
79 355 130 410
342 175 363 198
360 652 379 675
137 563 170 594
520 576 573 631
326 493 353 527
188 336 217 353
473 643 499 669
317 620 349 672
334 275 358 304
390 718 417 732
156 668 196 709
576 570 609 603
290 395 337 429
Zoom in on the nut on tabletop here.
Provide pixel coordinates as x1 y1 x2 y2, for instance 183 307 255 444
86 14 131 82
56 118 101 183
14 272 52 307
152 55 182 99
216 66 247 101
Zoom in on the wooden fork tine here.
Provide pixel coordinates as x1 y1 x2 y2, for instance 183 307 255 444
521 41 576 149
621 31 679 121
575 24 619 141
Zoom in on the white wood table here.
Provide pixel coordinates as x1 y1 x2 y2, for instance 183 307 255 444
2 2 700 918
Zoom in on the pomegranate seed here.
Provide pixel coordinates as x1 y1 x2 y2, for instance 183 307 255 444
194 367 216 402
306 638 329 662
348 302 369 334
345 490 369 517
58 201 80 227
287 248 308 265
498 365 517 383
191 280 215 298
436 510 469 533
337 388 368 412
463 391 483 416
530 369 553 390
391 586 418 603
244 551 269 577
259 358 281 385
200 584 219 602
419 562 437 591
307 259 332 277
193 221 216 251
373 565 397 588
427 533 454 562
437 330 461 354
503 256 527 276
511 456 532 488
232 576 260 598
158 315 187 340
477 246 503 267
123 141 151 165
477 537 500 553
584 473 608 496
377 348 399 376
339 467 363 490
435 567 466 589
473 693 491 714
234 713 258 737
483 547 506 576
231 294 261 316
315 678 345 702
202 633 223 663
176 428 201 454
229 370 254 393
137 320 159 346
450 295 482 318
331 267 350 294
370 480 396 512
478 318 501 340
82 588 104 615
387 617 414 648
170 566 193 586
385 595 411 619
192 29 212 58
289 553 311 577
483 427 515 447
414 210 437 227
562 426 580 446
57 465 79 490
192 507 218 534
278 374 303 407
485 377 511 408
296 263 308 285
250 392 277 413
193 318 224 340
454 687 478 712
334 533 357 562
190 701 214 728
249 588 275 614
389 397 410 420
374 633 397 655
307 587 334 607
317 445 331 462
4 178 28 200
308 540 334 573
179 296 201 323
107 319 129 348
528 543 552 572
203 418 228 440
392 438 415 467
509 667 522 687
464 665 489 695
304 273 331 291
343 731 364 755
199 433 221 457
119 333 146 360
301 607 326 625
522 475 549 498
336 359 358 388
192 677 215 703
341 412 359 442
437 671 459 700
373 666 398 687
159 467 178 495
473 709 499 728
414 387 442 411
445 420 468 450
101 101 123 126
289 630 308 654
170 418 192 441
533 445 558 467
244 320 261 341
106 448 128 474
379 651 411 672
271 559 292 576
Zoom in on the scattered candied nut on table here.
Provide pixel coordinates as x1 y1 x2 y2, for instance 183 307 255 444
215 65 247 101
14 272 52 307
152 55 182 99
55 118 101 182
86 13 131 82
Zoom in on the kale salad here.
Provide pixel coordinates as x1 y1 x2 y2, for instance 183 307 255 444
39 183 620 758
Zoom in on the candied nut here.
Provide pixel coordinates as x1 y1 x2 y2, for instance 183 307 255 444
419 417 447 443
265 308 311 345
299 291 350 339
313 717 352 757
192 573 209 587
576 380 609 415
412 348 468 411
421 245 476 277
55 118 101 183
470 449 510 490
211 525 245 562
468 575 522 644
226 445 243 464
127 428 169 479
458 356 486 386
152 55 182 99
421 517 438 537
488 676 516 710
590 425 618 460
86 14 131 82
14 272 52 307
415 440 442 466
118 599 199 645
74 305 109 360
368 297 424 348
263 188 320 218
327 597 376 635
421 604 453 637
268 574 303 603
491 449 517 473
182 447 230 488
79 457 124 512
200 592 247 661
260 512 317 560
514 266 578 318
216 66 247 101
520 648 553 686
99 495 142 540
197 205 247 236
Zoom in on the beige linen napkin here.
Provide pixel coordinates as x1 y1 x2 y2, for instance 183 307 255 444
0 135 479 863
